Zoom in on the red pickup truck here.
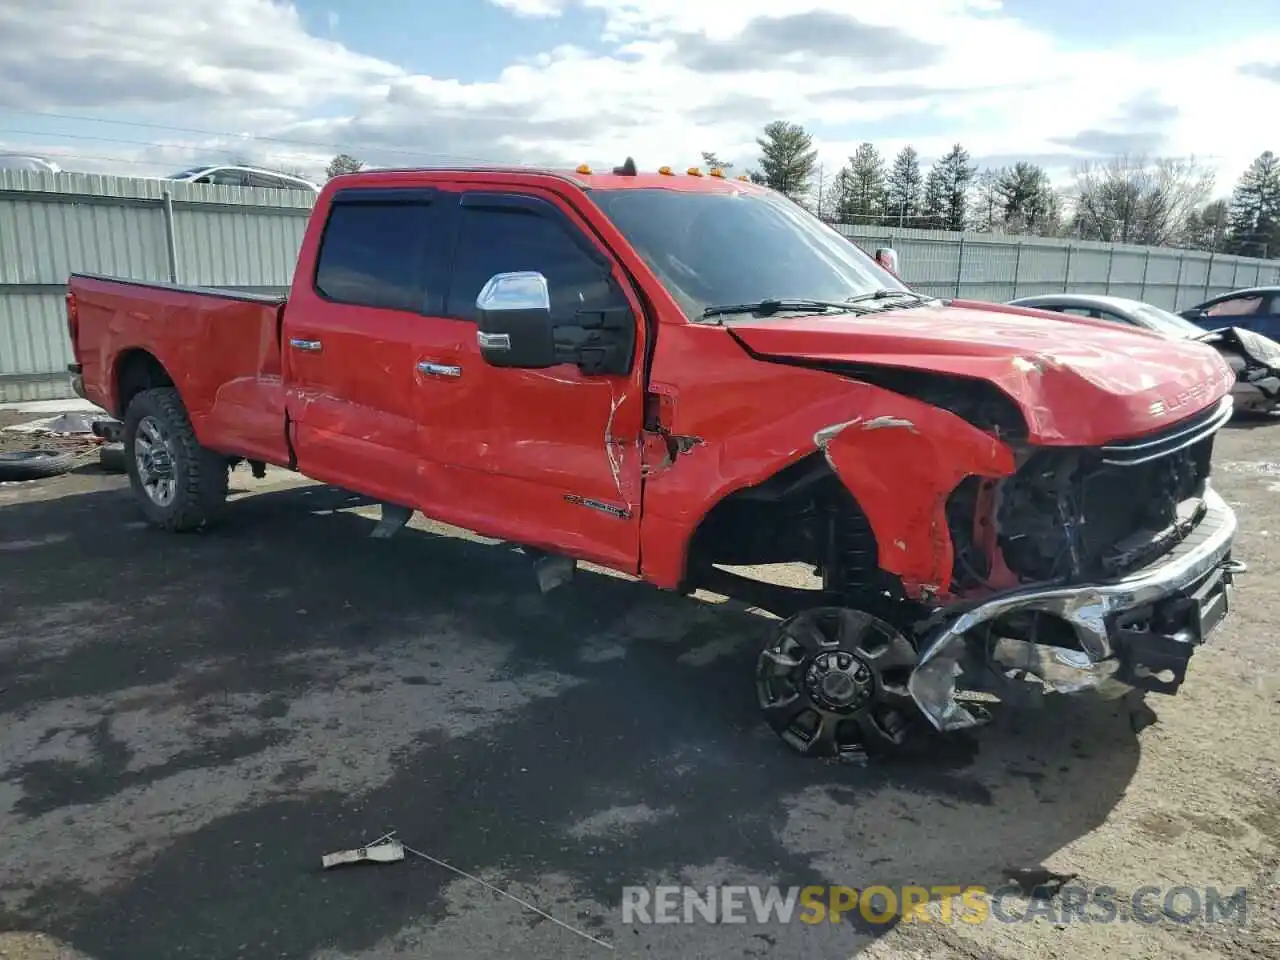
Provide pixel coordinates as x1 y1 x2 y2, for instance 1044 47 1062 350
66 160 1245 760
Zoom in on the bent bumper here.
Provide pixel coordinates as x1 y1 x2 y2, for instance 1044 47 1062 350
909 487 1241 731
1232 377 1280 413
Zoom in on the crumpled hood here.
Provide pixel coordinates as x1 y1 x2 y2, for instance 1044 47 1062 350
728 300 1236 445
1196 325 1280 369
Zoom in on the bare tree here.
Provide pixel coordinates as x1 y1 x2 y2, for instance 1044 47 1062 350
1071 154 1213 246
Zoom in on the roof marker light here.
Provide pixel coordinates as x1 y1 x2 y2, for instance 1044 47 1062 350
709 168 724 178
687 167 702 176
658 166 674 175
576 163 593 174
736 175 750 181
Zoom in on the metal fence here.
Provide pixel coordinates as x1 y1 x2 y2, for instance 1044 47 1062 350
2 170 1280 403
838 223 1280 309
0 170 312 403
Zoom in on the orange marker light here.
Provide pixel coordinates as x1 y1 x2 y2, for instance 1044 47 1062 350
709 168 724 178
687 167 702 176
736 175 750 181
576 164 593 174
658 165 673 175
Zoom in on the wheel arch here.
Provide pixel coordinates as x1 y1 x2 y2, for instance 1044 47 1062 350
113 348 176 418
680 450 882 590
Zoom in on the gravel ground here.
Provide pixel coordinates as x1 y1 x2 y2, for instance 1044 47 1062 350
0 415 1277 960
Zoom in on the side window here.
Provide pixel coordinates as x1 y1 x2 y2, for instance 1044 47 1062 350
205 168 249 186
1051 306 1100 319
1205 295 1263 317
246 171 283 189
1263 293 1280 315
446 202 624 322
313 200 437 312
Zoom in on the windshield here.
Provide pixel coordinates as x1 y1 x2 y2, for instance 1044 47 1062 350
590 187 907 320
1130 303 1209 338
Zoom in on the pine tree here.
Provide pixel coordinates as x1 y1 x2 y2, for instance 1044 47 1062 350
755 121 819 202
936 143 976 232
1225 151 1280 258
839 143 888 224
996 161 1057 234
885 146 923 227
921 163 949 230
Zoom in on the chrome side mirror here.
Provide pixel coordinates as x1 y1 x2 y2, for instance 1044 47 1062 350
875 247 900 275
475 271 556 369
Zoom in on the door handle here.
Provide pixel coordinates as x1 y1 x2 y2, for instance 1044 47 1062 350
417 360 462 378
289 338 322 352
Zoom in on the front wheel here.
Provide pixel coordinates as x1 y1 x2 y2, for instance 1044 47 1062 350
123 387 228 531
756 607 922 760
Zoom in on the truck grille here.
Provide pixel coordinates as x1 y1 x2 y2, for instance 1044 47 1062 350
949 398 1229 588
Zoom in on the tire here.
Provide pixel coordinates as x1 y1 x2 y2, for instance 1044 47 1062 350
122 387 228 531
99 442 127 473
0 450 75 482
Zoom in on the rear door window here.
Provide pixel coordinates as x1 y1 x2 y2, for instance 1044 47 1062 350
313 192 447 313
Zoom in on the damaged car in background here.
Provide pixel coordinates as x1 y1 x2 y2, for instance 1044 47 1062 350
1010 293 1280 416
64 159 1247 762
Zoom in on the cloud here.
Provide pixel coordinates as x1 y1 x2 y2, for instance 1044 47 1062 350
0 0 399 111
1240 61 1280 83
1 0 1279 193
669 12 942 74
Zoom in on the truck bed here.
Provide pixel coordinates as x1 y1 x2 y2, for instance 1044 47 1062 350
69 274 291 465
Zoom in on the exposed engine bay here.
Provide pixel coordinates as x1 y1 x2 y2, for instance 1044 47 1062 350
949 431 1214 589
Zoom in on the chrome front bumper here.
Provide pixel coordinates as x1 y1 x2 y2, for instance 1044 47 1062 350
908 487 1240 731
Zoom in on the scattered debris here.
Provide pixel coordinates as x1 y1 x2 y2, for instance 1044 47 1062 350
1002 866 1079 900
1 411 115 436
321 833 405 869
321 831 615 951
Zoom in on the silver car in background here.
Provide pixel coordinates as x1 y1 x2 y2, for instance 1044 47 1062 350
1009 293 1280 416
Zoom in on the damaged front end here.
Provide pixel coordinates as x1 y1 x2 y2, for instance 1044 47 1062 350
816 390 1244 737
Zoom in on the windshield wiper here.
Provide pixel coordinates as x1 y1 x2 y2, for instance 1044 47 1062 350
843 289 936 305
701 298 866 320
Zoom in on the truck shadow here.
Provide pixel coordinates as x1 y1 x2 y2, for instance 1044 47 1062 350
0 481 1144 959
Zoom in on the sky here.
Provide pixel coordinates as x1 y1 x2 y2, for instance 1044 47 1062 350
1 0 1279 200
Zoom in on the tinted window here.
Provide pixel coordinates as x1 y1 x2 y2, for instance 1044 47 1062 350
591 187 905 320
246 171 284 189
314 201 436 312
1206 295 1263 317
446 204 623 322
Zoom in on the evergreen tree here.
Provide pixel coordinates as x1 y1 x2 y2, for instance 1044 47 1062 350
936 143 976 231
921 162 949 230
885 146 923 227
1225 151 1280 258
839 142 888 224
755 121 818 202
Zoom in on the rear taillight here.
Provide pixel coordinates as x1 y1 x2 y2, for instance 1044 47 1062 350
65 291 79 343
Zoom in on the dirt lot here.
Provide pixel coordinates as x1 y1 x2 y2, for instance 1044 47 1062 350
0 416 1277 960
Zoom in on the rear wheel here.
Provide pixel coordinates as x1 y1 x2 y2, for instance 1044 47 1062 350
756 607 921 759
123 387 228 531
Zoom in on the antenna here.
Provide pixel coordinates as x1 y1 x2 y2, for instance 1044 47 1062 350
612 156 638 176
